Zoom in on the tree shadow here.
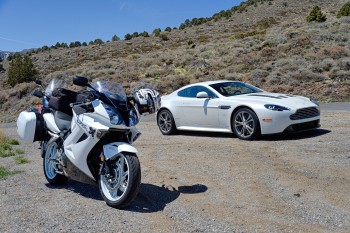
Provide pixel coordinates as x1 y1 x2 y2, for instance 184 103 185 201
126 183 208 213
45 180 103 201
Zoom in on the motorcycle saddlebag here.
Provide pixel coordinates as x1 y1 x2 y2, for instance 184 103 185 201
17 111 47 142
48 88 78 116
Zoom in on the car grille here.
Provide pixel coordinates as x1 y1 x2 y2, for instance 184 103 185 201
290 107 320 120
283 120 320 132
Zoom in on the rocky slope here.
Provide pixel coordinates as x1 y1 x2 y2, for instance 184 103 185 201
0 0 349 122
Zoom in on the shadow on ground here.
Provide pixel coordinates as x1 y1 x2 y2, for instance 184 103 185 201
127 183 208 213
46 181 207 212
171 129 331 141
260 129 331 141
45 180 103 201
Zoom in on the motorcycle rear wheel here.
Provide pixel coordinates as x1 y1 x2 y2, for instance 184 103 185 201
98 152 141 209
43 142 67 185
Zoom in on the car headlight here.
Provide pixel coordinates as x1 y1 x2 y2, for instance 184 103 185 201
310 98 319 106
264 104 290 111
102 103 125 125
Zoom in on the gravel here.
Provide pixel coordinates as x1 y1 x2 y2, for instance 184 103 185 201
0 104 349 233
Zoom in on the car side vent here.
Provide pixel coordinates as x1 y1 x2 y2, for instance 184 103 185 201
290 107 320 120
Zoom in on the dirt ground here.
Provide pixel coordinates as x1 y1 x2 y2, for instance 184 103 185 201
1 107 349 232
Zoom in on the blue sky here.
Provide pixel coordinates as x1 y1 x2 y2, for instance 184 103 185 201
0 0 244 52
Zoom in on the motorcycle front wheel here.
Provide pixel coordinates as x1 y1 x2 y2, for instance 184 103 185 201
98 152 141 209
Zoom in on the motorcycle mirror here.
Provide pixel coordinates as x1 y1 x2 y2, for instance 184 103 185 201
73 76 89 87
33 89 44 98
35 80 43 86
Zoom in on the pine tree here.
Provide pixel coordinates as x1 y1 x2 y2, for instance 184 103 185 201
307 6 327 22
112 35 120 41
337 2 350 18
7 54 38 87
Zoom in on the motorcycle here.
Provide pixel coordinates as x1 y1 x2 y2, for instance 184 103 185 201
16 76 141 208
132 88 160 114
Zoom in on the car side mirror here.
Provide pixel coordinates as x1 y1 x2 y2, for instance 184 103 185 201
196 91 209 99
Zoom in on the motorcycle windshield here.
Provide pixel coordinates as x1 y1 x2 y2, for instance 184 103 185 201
91 81 128 109
45 78 65 97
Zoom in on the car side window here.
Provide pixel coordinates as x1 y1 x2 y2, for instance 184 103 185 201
177 86 217 98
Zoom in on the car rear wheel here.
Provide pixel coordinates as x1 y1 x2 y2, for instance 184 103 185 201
157 109 176 135
232 108 260 140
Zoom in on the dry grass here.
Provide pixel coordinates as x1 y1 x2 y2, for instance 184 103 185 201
1 0 350 121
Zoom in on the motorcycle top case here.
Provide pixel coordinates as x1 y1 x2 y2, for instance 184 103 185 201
17 111 46 142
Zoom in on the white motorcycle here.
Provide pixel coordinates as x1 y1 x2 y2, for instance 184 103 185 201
17 76 141 208
132 88 160 114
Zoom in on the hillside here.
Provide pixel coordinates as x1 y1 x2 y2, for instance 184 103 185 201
0 0 349 122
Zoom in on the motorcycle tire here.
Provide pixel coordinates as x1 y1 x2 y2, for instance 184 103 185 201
98 152 141 209
43 142 67 185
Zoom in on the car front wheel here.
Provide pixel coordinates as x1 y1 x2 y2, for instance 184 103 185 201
232 108 260 140
157 109 176 135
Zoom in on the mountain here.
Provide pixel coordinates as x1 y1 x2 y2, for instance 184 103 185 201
0 51 11 61
0 0 349 122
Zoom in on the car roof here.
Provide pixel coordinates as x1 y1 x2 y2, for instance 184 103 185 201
168 80 247 96
179 80 237 89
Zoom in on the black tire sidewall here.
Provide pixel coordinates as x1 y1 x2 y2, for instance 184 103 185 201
99 153 141 209
157 109 176 135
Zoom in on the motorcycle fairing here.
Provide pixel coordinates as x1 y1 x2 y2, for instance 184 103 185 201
103 142 138 161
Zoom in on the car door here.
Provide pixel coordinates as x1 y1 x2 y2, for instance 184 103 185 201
179 86 220 128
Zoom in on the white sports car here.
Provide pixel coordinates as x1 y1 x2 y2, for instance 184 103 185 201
156 80 320 140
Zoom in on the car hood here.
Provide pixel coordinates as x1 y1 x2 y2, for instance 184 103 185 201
225 92 318 109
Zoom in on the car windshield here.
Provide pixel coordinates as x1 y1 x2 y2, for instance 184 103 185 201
91 81 127 106
210 82 263 97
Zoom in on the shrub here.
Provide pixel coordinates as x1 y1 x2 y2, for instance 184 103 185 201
94 38 104 45
337 2 350 18
165 27 172 32
7 54 38 87
140 31 149 37
132 32 139 38
124 33 132 40
307 6 327 22
159 33 169 41
152 28 161 36
0 63 5 72
112 35 120 41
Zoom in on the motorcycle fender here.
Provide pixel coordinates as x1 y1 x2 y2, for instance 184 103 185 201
103 142 138 160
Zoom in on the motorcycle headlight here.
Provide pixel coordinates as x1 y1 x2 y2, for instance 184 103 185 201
264 104 290 111
102 103 125 125
129 106 140 126
310 98 319 106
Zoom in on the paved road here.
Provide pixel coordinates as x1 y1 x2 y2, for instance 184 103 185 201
320 102 350 111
